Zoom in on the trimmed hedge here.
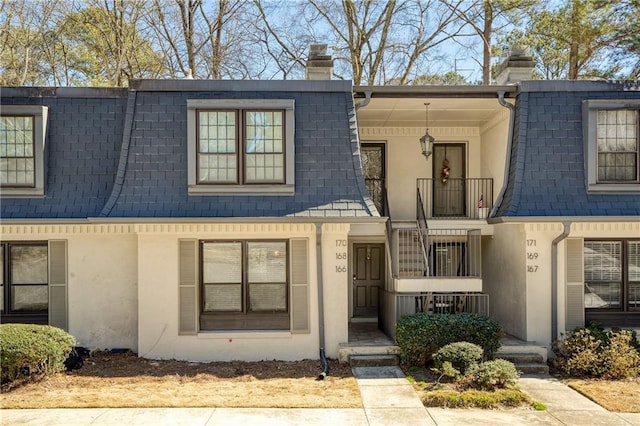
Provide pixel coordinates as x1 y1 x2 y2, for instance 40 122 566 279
396 313 503 367
0 324 76 383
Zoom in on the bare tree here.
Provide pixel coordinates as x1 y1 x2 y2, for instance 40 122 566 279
252 0 464 85
144 0 246 79
0 0 61 85
440 0 536 84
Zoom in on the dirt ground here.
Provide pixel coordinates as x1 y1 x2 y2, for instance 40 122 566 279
0 351 362 409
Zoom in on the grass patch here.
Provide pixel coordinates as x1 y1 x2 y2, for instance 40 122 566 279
565 377 640 412
0 351 361 409
532 401 547 411
420 388 531 409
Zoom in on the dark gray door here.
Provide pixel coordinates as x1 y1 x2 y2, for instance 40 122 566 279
433 144 465 217
353 243 384 317
361 143 386 215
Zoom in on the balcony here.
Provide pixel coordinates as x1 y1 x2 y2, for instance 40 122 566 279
390 226 482 292
417 178 493 220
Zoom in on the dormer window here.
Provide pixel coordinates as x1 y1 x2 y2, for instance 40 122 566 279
584 100 640 192
197 110 285 184
187 100 295 195
0 106 47 197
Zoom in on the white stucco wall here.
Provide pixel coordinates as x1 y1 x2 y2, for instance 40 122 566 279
521 223 565 345
482 224 527 339
68 234 138 350
479 109 510 206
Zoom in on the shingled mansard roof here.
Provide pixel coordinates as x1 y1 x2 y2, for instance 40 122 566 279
495 80 640 218
1 80 378 219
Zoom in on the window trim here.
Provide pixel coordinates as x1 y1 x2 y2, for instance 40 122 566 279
0 105 47 197
187 99 295 195
583 99 640 193
199 239 290 331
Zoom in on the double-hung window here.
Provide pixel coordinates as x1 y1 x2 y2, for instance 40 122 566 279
200 240 289 331
583 100 640 192
0 106 48 197
187 100 295 195
0 242 49 324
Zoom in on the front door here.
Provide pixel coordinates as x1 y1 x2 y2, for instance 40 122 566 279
352 243 384 317
433 144 466 217
361 143 386 215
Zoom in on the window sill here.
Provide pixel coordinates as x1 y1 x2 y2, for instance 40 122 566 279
188 184 294 196
196 330 292 339
0 187 45 198
587 183 640 193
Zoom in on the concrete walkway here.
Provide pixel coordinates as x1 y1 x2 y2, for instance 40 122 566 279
2 369 639 425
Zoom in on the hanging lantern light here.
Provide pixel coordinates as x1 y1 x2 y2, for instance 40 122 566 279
419 102 435 159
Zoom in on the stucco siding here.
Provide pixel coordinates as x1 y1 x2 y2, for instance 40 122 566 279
68 235 138 351
483 224 527 339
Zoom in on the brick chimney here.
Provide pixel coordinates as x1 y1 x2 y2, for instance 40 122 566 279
305 44 333 80
494 46 535 84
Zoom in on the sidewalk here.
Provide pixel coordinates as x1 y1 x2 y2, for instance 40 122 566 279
2 369 639 425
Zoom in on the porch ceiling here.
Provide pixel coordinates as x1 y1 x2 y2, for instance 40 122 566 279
356 97 504 128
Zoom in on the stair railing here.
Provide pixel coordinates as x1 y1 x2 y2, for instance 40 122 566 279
416 188 430 276
383 187 397 279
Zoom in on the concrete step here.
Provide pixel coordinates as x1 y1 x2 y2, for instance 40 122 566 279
496 351 549 375
512 362 549 375
349 354 399 367
496 352 545 364
338 344 400 363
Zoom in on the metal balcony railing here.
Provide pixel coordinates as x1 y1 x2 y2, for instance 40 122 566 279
396 292 489 319
393 228 482 278
417 178 493 220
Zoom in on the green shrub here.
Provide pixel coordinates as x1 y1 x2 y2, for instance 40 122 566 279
0 324 76 384
432 342 483 376
395 313 503 367
464 359 520 390
553 326 640 379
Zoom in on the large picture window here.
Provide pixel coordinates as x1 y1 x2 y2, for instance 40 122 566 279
200 240 289 331
187 99 295 195
1 242 48 324
584 240 640 313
